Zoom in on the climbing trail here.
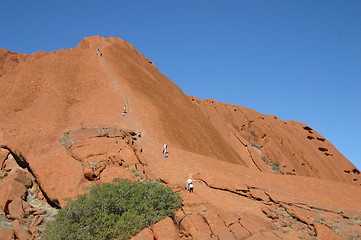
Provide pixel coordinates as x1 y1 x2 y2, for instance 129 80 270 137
95 38 162 150
97 41 130 113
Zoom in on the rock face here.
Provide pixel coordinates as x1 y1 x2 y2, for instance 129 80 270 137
0 36 360 239
189 96 360 184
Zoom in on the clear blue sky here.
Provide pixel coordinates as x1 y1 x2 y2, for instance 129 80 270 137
1 1 360 169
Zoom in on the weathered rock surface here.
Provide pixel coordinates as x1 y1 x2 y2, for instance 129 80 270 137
1 36 360 239
12 220 31 240
151 217 179 240
0 228 15 240
132 227 154 240
189 96 360 186
0 148 53 239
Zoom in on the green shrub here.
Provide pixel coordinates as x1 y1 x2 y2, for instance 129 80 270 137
314 217 325 223
348 217 361 223
251 143 263 149
42 179 182 240
261 156 269 164
331 225 341 234
272 162 280 171
59 132 75 148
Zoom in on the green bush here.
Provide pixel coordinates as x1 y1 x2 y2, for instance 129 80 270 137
42 179 182 240
272 162 280 171
251 143 263 149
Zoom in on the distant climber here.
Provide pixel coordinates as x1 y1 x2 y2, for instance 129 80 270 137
187 178 193 191
188 183 194 193
163 144 168 158
97 46 103 57
122 106 127 116
132 130 142 138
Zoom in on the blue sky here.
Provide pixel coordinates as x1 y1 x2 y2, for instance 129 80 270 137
1 1 360 169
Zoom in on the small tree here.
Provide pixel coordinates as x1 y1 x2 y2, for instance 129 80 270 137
42 179 182 240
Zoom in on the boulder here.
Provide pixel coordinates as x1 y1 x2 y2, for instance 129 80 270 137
3 154 18 173
0 229 14 240
12 169 33 188
0 148 10 168
99 166 134 183
8 198 25 220
28 227 39 237
151 217 178 240
132 227 154 240
173 210 186 226
83 164 97 181
0 178 27 210
28 215 43 227
12 220 31 240
22 201 36 215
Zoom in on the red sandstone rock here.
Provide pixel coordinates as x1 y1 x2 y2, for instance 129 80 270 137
21 201 36 215
93 162 107 177
202 209 235 239
83 164 97 181
28 227 39 237
181 215 212 239
12 220 31 240
8 198 25 220
151 217 178 240
173 210 186 226
314 223 344 240
120 148 140 167
99 165 134 183
228 222 251 239
249 188 270 202
2 154 18 173
28 215 43 227
0 49 27 77
0 148 10 168
245 231 282 240
0 178 27 210
32 209 46 215
12 169 33 188
238 213 273 236
132 227 154 240
0 229 15 240
71 128 102 142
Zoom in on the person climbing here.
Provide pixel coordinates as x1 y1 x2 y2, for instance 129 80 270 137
97 46 103 56
122 106 127 116
187 178 193 191
163 144 168 158
188 183 194 193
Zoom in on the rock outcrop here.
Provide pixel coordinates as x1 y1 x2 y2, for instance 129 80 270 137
189 96 360 185
1 36 360 239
